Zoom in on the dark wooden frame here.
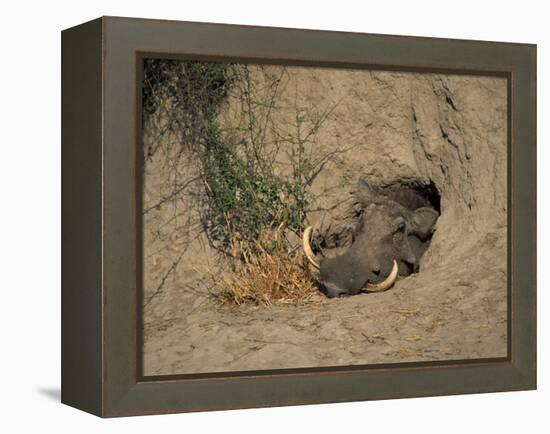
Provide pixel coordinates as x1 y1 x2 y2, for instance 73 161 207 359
62 16 537 417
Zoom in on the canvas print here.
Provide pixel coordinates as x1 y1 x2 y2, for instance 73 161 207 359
140 59 508 376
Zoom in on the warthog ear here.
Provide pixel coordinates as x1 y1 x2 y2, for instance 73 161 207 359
411 207 439 240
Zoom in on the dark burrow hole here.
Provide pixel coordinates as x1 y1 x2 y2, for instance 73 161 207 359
376 179 441 214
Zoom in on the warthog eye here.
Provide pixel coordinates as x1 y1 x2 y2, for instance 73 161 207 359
393 231 404 244
393 217 406 244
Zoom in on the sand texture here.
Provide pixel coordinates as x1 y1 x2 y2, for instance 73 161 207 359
141 66 507 375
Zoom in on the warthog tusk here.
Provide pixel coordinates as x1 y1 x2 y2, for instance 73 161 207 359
302 226 320 270
363 259 398 292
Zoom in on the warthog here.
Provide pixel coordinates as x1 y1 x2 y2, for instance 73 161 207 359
303 180 439 297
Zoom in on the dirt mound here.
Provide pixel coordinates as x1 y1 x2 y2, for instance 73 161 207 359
142 66 507 375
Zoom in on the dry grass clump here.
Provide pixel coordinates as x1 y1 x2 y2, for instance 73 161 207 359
220 245 320 306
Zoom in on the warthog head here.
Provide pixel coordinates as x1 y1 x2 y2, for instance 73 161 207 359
303 180 439 297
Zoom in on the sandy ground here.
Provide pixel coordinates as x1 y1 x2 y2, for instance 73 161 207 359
141 66 508 375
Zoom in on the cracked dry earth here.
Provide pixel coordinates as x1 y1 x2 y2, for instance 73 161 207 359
142 66 508 375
